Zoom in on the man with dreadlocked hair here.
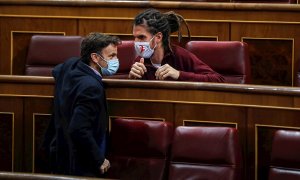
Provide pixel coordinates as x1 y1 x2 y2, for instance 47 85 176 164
129 8 224 82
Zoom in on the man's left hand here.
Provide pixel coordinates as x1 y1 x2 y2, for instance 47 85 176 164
100 158 110 174
155 64 180 80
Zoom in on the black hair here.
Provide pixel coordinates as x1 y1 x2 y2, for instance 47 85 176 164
80 32 121 64
134 8 190 52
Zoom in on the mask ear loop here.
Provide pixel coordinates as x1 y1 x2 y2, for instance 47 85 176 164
150 35 158 50
94 59 104 76
149 34 159 64
96 53 109 64
94 53 108 74
95 61 103 69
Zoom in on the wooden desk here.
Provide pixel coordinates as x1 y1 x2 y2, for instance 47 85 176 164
0 0 300 86
1 75 300 179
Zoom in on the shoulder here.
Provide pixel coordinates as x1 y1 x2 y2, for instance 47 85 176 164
79 76 104 92
55 57 79 70
171 45 199 61
52 57 80 79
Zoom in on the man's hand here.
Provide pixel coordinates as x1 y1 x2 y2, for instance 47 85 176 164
128 58 147 79
100 158 110 174
155 64 180 80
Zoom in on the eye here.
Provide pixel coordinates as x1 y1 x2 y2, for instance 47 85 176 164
137 35 146 40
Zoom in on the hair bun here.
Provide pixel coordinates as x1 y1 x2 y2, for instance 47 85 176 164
164 11 190 43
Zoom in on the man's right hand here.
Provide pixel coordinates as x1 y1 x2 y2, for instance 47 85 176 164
128 58 147 79
100 158 110 174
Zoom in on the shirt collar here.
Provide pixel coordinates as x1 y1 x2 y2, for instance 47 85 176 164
85 63 102 77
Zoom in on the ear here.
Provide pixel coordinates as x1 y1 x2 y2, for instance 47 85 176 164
90 53 99 64
156 32 163 43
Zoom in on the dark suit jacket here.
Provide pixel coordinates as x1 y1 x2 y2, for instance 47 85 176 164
48 57 108 177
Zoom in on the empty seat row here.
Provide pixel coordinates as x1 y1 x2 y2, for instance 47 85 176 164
25 35 251 84
106 118 243 180
107 118 300 180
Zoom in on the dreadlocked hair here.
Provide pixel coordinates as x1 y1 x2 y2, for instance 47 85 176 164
134 8 191 52
164 11 191 44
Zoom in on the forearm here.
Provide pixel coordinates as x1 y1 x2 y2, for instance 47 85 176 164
178 71 225 82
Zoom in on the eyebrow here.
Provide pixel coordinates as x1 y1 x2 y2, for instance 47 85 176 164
136 35 146 39
109 52 117 56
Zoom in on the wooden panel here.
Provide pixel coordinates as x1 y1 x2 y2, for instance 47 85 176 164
293 97 300 107
0 97 23 172
174 103 246 127
0 112 13 171
244 38 293 86
78 19 134 36
171 36 218 47
1 3 300 22
78 19 220 45
0 82 54 97
231 23 300 86
107 100 174 124
24 98 53 173
3 76 300 178
187 21 230 41
106 87 295 107
33 114 52 174
179 9 300 22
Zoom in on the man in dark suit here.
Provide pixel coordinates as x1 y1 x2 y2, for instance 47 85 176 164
47 32 120 177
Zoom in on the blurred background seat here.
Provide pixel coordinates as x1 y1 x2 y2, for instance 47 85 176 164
25 35 83 76
169 126 243 180
268 130 300 180
106 118 173 180
185 41 251 84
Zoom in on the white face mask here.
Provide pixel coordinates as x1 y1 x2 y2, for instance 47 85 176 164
96 54 119 76
134 36 157 59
